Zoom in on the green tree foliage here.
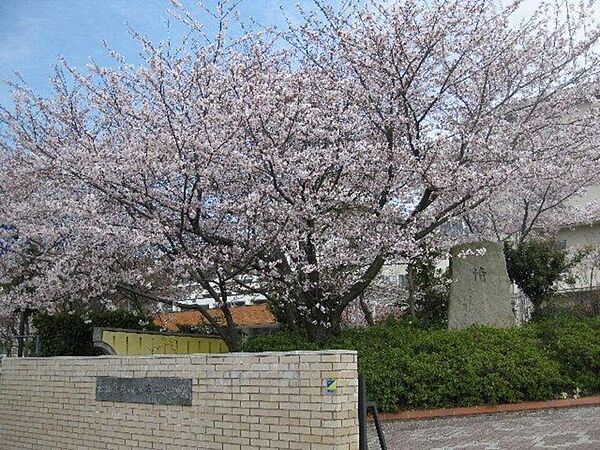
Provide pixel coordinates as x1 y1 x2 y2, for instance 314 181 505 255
504 239 583 318
409 260 450 327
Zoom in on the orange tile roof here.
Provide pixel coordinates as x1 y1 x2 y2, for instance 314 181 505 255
155 304 277 331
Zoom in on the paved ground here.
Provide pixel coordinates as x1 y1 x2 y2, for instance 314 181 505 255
368 406 600 450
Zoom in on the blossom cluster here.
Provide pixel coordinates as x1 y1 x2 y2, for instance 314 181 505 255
1 0 599 339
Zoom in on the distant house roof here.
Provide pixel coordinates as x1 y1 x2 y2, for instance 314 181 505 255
154 304 277 331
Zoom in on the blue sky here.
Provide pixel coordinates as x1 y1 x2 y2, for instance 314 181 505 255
0 0 590 109
0 0 306 108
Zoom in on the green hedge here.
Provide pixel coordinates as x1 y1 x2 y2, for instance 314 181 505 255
534 315 600 393
33 309 159 357
243 317 600 412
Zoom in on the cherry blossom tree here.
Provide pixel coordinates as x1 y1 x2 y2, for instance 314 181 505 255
2 0 600 344
463 106 600 245
279 0 600 334
460 104 600 320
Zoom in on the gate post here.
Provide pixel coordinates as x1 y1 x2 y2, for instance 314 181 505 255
358 374 368 450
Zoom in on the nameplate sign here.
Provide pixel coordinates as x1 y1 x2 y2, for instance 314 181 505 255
96 376 192 406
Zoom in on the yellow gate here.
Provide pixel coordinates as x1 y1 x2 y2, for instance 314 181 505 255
93 327 228 355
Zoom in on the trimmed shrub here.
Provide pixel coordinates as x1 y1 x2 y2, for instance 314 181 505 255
88 309 159 331
33 312 96 357
242 318 598 412
532 316 600 395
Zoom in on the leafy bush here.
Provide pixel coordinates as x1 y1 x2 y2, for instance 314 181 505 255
532 316 600 394
33 309 158 357
33 312 96 357
88 309 159 331
409 259 450 327
504 239 584 319
242 318 600 412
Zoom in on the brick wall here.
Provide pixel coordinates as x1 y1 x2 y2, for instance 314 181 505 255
0 351 358 449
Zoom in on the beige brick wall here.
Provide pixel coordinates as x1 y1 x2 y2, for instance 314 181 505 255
0 351 358 450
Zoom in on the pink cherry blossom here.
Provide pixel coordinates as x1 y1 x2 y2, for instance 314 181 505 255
1 0 600 345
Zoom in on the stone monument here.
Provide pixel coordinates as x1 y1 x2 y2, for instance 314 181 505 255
448 240 515 329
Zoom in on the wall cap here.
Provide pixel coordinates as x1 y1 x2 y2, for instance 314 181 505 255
1 349 357 362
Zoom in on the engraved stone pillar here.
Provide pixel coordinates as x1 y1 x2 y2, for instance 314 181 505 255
448 240 515 329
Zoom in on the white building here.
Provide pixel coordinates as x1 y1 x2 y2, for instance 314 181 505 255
556 185 600 291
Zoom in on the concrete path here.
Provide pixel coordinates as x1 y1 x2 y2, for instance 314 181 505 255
369 406 600 450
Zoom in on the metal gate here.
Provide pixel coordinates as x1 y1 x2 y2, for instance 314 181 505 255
358 374 387 450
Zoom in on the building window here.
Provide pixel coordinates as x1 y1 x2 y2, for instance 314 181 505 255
397 274 407 286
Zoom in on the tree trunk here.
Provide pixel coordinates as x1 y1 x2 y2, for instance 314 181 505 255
306 323 335 343
175 301 243 352
283 302 299 332
221 326 243 352
407 263 417 319
304 308 343 343
359 293 375 326
17 308 32 357
530 295 546 321
195 306 243 352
